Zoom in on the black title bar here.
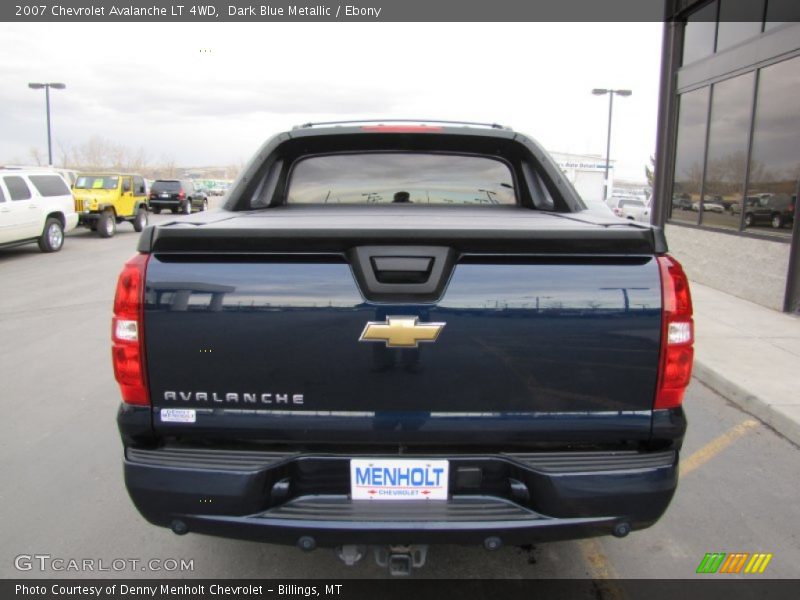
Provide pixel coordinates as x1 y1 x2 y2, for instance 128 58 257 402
4 0 671 23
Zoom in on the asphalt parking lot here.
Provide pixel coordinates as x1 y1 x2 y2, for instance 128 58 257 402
1 199 798 581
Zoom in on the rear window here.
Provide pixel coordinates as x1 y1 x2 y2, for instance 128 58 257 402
29 175 70 197
620 199 645 208
152 181 182 193
286 153 516 205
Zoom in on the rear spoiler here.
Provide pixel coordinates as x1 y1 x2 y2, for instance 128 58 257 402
137 209 667 255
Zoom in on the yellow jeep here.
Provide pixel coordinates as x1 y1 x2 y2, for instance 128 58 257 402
73 173 149 238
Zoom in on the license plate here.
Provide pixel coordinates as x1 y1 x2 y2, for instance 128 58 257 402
160 192 169 198
350 458 449 500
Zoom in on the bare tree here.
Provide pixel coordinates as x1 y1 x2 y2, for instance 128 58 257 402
27 147 45 166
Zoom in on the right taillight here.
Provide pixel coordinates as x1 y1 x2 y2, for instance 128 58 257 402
112 253 150 406
655 255 694 409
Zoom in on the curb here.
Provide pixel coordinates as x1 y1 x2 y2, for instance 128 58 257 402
692 361 800 448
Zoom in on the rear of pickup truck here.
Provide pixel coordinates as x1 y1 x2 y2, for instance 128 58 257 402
115 123 692 571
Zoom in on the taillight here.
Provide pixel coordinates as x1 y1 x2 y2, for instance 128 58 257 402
655 255 694 409
112 253 150 406
178 191 186 199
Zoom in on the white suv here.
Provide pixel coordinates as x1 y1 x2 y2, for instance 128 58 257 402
607 195 649 222
0 168 79 253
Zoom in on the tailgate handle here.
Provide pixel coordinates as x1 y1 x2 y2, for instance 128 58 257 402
349 246 456 302
371 257 433 284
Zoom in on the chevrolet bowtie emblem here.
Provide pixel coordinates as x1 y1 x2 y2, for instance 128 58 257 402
359 316 445 348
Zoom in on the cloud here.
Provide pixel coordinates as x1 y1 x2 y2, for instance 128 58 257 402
0 22 663 179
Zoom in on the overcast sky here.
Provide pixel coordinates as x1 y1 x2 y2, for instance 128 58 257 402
0 22 663 181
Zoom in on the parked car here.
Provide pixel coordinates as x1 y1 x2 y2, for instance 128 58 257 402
0 168 78 252
1 165 78 187
742 194 796 229
115 121 693 576
148 179 208 214
672 194 693 211
691 200 724 213
609 196 648 220
73 173 149 238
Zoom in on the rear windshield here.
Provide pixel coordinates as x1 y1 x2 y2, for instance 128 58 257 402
287 153 516 205
151 181 182 192
619 199 645 208
75 176 118 190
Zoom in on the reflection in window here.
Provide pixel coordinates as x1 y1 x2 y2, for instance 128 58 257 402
670 87 710 224
287 153 516 206
715 0 764 51
765 0 800 30
702 72 755 230
682 1 718 66
746 56 800 236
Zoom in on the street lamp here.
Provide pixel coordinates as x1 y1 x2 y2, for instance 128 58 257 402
28 82 66 166
592 88 632 201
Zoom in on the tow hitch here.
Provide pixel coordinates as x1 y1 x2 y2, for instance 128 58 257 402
374 545 428 576
334 544 429 575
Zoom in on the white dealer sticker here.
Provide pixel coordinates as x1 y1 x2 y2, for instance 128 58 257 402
350 458 449 500
160 408 196 423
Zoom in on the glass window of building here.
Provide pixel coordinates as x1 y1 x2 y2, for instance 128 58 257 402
745 56 800 236
671 87 710 224
702 72 755 230
764 0 800 30
716 0 764 51
682 1 718 66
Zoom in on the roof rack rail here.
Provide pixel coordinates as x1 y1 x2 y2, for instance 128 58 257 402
293 119 512 131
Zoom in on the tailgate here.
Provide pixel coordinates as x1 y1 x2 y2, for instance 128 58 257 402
144 237 662 445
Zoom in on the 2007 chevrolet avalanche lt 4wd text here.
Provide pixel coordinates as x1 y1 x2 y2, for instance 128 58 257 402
114 121 693 575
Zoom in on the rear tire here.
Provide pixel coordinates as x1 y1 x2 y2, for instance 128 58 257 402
133 207 148 232
152 207 161 215
183 200 191 215
771 214 783 229
97 211 116 238
38 218 64 253
202 198 208 211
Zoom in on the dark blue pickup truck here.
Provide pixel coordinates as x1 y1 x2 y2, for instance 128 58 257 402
114 121 693 575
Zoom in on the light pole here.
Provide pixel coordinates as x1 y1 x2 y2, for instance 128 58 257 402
592 88 631 201
28 82 66 166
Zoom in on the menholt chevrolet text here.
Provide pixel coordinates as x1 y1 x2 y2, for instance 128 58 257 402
114 120 694 575
15 584 275 598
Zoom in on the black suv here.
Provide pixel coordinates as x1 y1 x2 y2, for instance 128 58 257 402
741 194 796 229
148 180 208 215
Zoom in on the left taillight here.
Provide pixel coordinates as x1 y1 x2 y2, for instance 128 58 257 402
112 253 150 406
655 255 694 410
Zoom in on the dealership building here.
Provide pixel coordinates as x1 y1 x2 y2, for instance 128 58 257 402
652 1 800 313
549 152 615 204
